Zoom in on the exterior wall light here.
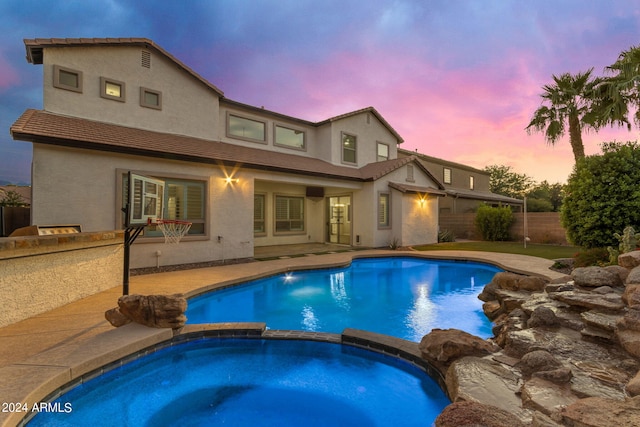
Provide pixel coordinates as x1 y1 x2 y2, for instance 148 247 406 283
225 176 239 184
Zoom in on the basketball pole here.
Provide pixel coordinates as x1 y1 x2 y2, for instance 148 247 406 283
122 203 145 295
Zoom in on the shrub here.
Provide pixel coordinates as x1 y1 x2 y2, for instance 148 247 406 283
438 229 456 242
573 247 610 267
474 204 514 241
561 141 640 248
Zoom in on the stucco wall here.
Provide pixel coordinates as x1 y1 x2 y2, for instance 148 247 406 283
43 46 219 140
0 231 123 327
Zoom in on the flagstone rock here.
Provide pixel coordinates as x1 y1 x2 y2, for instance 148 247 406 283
572 266 623 288
445 356 531 423
551 291 625 311
521 377 579 415
559 396 640 427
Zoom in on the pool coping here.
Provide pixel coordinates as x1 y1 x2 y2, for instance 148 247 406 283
1 249 566 426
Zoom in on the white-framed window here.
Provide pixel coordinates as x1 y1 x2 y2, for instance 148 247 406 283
274 195 304 233
53 65 82 93
443 168 452 184
377 142 389 161
378 192 390 229
342 133 357 164
140 87 162 110
254 194 266 235
228 113 266 143
100 77 125 102
469 176 475 190
275 125 306 150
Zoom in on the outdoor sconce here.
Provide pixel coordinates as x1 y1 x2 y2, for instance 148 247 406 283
418 195 427 206
224 176 239 184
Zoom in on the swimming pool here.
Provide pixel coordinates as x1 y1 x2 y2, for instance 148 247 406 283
27 338 450 426
187 257 502 341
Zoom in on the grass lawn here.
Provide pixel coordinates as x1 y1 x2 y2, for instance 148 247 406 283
412 241 579 260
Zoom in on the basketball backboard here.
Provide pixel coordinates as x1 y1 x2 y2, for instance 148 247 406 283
125 171 165 227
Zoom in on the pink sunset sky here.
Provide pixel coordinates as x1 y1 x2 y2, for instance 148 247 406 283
0 0 639 184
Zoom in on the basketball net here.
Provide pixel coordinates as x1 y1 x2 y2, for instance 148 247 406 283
155 219 192 244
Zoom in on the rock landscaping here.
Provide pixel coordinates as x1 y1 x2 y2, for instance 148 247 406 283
421 251 640 426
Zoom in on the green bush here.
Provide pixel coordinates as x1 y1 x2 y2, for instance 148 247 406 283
561 141 640 248
474 204 514 241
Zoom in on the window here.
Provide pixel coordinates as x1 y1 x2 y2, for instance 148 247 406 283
443 168 452 184
100 77 125 102
406 164 414 182
378 192 390 228
275 195 304 233
254 194 266 235
377 143 389 161
228 114 266 142
53 65 82 93
275 125 305 150
469 176 475 190
140 87 162 110
122 174 206 237
342 133 357 164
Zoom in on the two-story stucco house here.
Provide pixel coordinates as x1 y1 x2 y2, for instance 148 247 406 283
10 38 446 268
398 149 523 214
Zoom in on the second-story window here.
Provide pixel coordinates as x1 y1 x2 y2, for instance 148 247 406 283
53 65 83 93
377 142 389 161
275 125 305 150
470 176 475 190
443 168 452 184
342 133 357 164
140 87 162 110
100 77 125 102
228 114 266 143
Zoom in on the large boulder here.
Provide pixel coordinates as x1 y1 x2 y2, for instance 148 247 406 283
419 328 499 366
572 267 623 288
623 284 640 308
628 265 640 285
117 294 187 329
618 251 640 269
517 350 563 377
435 401 527 427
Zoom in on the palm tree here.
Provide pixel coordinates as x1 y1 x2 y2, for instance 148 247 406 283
588 45 640 130
526 69 600 162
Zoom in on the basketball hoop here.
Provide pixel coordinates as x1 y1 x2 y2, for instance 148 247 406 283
155 219 192 244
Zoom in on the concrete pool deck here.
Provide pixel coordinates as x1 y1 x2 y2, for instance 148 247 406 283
0 248 566 426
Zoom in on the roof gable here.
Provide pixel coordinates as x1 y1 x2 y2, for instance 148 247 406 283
23 37 224 97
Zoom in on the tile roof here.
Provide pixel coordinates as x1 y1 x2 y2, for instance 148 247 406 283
388 182 447 196
23 38 224 96
11 110 423 183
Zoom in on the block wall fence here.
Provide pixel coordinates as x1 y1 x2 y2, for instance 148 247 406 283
0 231 124 327
439 212 569 245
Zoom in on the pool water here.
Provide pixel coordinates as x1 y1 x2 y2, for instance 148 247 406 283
188 257 501 341
27 339 450 426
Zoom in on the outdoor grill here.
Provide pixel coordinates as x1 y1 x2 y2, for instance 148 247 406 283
9 224 82 237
